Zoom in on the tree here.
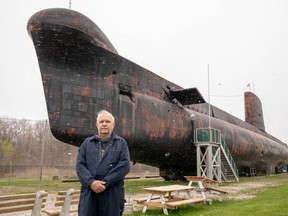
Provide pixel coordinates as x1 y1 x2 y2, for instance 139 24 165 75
0 140 15 165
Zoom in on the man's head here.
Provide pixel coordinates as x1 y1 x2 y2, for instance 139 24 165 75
96 110 115 140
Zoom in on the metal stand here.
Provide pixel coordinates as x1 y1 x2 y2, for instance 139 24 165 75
196 142 221 181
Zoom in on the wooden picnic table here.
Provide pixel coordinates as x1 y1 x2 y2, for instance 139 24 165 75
134 184 205 215
184 176 228 202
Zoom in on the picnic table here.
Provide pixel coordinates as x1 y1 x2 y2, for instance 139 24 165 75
134 184 205 215
184 176 228 202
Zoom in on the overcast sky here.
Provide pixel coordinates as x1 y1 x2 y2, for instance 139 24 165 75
0 0 287 143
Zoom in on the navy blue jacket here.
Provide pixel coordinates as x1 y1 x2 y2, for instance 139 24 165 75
76 132 130 216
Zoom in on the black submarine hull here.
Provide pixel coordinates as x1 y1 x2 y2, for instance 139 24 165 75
27 8 288 179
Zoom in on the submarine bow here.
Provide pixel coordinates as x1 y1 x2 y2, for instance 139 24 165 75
27 8 288 179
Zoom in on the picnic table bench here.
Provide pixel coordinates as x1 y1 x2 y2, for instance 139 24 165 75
184 176 228 202
0 190 48 216
43 189 80 216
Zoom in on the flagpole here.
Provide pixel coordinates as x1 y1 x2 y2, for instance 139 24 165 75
208 64 211 128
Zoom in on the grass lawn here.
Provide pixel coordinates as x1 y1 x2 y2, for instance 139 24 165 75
125 174 288 216
128 184 288 216
1 173 288 215
0 178 81 194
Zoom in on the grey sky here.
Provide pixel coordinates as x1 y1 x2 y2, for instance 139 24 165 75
0 0 287 143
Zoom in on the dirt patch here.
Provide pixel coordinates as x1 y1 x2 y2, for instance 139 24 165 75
218 176 283 200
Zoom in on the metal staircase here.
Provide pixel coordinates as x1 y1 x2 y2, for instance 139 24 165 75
194 128 239 182
220 136 239 181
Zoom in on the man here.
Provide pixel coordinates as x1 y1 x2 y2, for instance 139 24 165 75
76 110 130 216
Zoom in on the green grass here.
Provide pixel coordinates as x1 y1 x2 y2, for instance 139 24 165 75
1 174 288 215
0 177 81 194
127 184 288 216
125 174 288 216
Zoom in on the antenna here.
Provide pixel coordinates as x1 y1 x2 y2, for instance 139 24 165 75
208 64 211 130
69 0 71 9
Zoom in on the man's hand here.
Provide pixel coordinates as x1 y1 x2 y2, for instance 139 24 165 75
90 180 106 193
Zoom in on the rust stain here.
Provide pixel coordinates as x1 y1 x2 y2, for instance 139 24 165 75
168 127 177 139
121 118 131 138
67 128 79 135
72 86 90 97
105 75 114 86
81 86 90 97
141 104 165 140
53 112 60 121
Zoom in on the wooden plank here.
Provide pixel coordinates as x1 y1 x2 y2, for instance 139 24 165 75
184 176 220 185
54 191 80 207
0 198 35 207
140 201 170 209
0 192 47 215
184 176 207 181
55 199 79 207
144 185 194 193
206 187 228 194
133 198 147 203
166 198 206 207
136 197 206 209
0 193 36 201
134 194 176 203
0 204 34 214
0 202 46 214
55 196 80 206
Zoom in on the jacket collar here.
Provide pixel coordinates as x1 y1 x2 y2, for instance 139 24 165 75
92 131 120 141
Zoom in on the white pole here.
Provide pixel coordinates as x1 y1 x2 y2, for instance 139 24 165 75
208 64 211 128
208 64 211 142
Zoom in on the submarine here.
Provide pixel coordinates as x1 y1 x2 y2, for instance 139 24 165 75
27 8 288 180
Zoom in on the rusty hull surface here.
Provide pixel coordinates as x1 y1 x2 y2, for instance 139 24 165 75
27 8 288 179
245 92 265 131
